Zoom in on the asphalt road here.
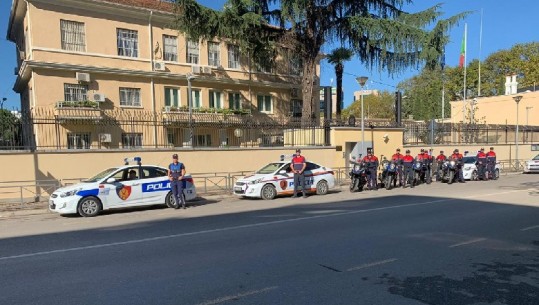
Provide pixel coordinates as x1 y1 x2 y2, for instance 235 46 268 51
1 174 538 305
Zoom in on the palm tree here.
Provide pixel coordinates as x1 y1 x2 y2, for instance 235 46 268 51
327 47 353 122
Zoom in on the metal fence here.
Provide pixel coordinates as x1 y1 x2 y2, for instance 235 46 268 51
1 109 538 150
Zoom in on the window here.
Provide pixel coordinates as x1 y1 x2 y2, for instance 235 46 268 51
305 162 320 171
163 35 178 62
196 134 211 147
227 44 240 69
60 20 85 52
165 88 179 107
122 133 142 148
209 90 222 109
228 93 241 110
290 99 302 117
141 167 168 179
290 53 303 76
64 84 88 101
257 95 272 113
117 29 138 57
256 56 273 73
191 89 201 108
208 42 220 67
120 88 141 107
67 133 90 149
187 39 199 64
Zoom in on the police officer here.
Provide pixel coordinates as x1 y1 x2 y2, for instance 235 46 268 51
362 149 379 190
450 149 465 183
415 149 427 184
290 149 307 198
486 147 497 180
168 153 186 209
476 148 487 180
391 148 404 187
435 150 447 181
402 149 415 188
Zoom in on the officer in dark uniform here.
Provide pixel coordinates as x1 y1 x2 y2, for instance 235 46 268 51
486 147 497 180
391 148 404 187
402 149 415 188
362 149 379 190
476 148 487 180
168 154 186 209
450 149 465 183
435 150 447 181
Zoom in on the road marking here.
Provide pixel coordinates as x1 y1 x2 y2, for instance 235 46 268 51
0 189 525 261
347 258 398 272
520 224 539 231
195 286 278 305
449 238 487 248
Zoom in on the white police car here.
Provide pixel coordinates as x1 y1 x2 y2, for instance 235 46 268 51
233 155 335 200
49 157 197 217
462 156 501 180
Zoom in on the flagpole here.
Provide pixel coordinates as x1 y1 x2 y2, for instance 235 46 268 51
478 9 483 97
463 23 467 124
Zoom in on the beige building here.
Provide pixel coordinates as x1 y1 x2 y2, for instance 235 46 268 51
7 0 316 150
449 91 539 126
352 89 379 102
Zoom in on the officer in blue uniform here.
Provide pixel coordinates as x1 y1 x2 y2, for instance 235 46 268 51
168 154 186 209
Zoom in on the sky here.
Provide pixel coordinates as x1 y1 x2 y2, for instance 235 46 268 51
0 0 537 111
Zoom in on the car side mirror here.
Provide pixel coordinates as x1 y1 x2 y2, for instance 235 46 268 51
106 178 116 184
278 170 287 175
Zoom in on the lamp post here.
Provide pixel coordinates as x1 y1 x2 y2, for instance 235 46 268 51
356 76 368 156
0 98 6 146
513 95 523 170
186 73 196 148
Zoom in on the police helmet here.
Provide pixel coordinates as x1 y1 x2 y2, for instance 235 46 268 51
440 150 444 153
420 148 425 152
480 147 484 151
454 149 459 153
405 149 410 153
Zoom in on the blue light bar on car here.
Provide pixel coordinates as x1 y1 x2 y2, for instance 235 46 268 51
124 157 142 165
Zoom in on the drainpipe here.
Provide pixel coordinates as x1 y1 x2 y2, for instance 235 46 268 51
148 10 158 148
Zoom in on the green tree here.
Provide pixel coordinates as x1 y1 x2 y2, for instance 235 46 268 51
326 47 352 121
342 91 395 120
0 109 21 149
172 0 467 123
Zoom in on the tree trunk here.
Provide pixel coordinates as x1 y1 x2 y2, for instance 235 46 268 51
301 55 319 126
336 63 343 123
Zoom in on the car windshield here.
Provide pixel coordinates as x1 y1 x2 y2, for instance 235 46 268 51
463 157 476 164
533 154 539 161
256 163 284 174
82 167 119 183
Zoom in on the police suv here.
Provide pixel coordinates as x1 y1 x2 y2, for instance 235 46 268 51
49 157 197 217
233 155 336 200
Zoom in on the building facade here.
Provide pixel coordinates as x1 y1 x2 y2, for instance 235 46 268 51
7 0 317 150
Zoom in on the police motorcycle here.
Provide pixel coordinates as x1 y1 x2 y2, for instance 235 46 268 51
349 155 368 192
412 158 426 186
378 158 398 190
441 158 458 184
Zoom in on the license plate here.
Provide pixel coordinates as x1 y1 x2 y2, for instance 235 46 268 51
234 187 243 192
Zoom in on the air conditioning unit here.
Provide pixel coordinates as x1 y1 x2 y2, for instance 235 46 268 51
153 61 166 71
202 66 212 74
99 133 112 143
291 88 298 98
191 65 201 74
76 72 91 83
93 93 106 102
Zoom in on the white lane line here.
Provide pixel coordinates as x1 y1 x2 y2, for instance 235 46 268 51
195 286 278 305
0 189 525 261
347 258 398 272
520 224 539 231
448 238 487 248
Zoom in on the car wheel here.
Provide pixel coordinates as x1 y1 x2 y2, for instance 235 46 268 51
165 191 177 208
261 184 277 200
316 180 329 195
472 170 478 181
77 196 102 217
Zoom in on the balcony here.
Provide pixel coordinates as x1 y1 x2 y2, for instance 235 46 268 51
54 101 103 121
162 106 252 124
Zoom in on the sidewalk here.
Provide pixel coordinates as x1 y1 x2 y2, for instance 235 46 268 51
0 193 236 219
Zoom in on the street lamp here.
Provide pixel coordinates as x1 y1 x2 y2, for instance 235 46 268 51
355 76 368 156
0 98 6 146
513 95 523 170
186 73 196 148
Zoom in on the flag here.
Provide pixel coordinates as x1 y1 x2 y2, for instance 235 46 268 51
459 30 466 68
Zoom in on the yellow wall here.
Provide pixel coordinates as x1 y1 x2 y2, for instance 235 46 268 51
450 91 539 125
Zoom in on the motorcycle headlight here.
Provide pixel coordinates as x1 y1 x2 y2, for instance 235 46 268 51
464 166 471 170
60 188 82 198
390 164 395 169
354 165 360 171
450 161 456 166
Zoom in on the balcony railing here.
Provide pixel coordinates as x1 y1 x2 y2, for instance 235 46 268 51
162 106 252 124
54 101 103 121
